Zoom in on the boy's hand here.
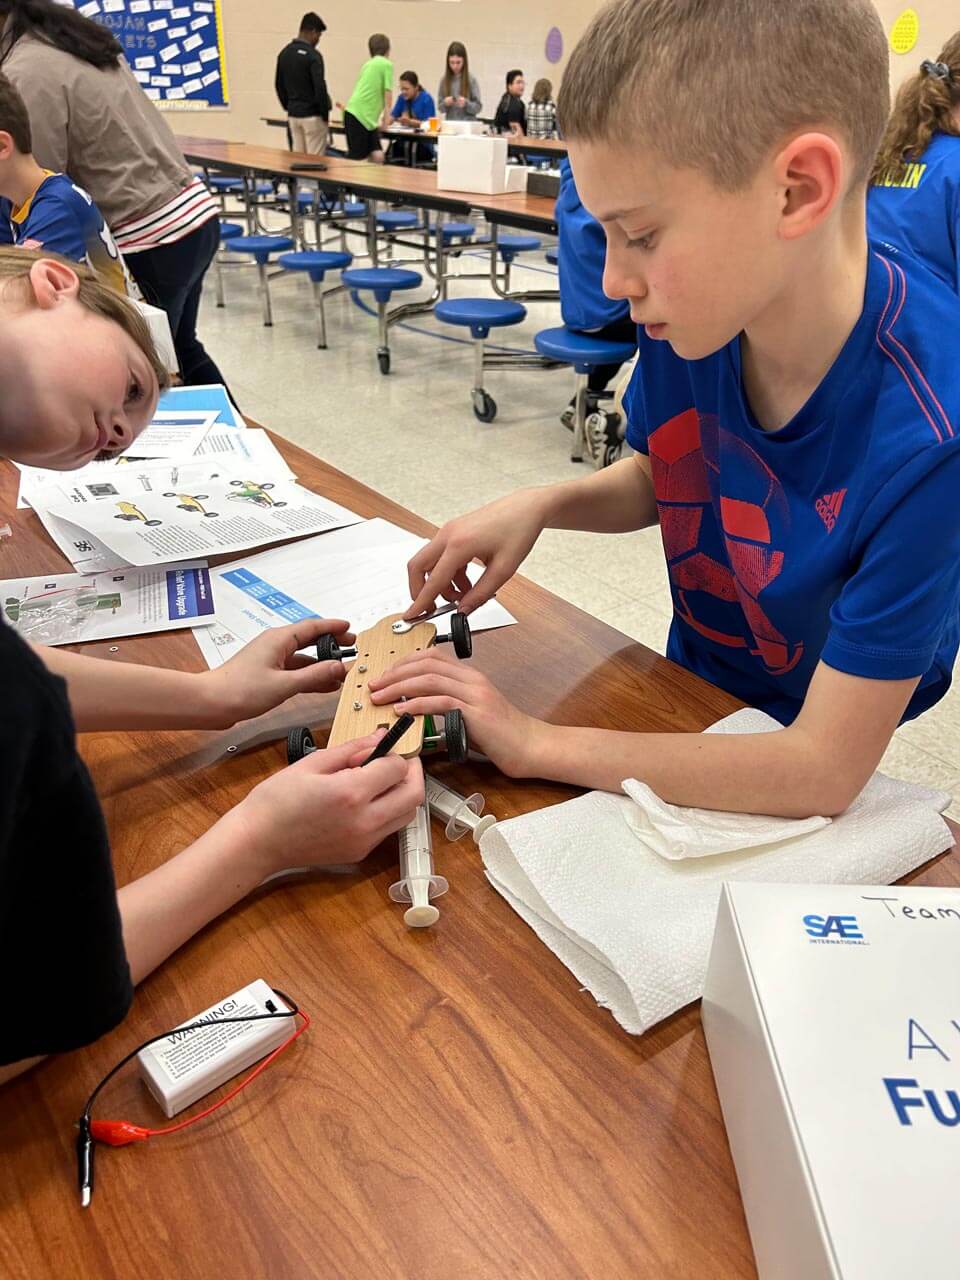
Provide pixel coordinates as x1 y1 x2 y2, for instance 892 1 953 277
239 731 424 871
368 650 544 777
405 488 549 619
201 618 354 727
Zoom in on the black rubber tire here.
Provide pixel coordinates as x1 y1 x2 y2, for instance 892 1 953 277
450 610 472 660
473 390 497 423
378 350 391 375
316 633 340 663
286 725 315 764
444 709 468 764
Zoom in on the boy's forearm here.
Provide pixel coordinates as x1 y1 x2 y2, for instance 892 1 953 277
524 721 852 818
35 645 225 732
536 455 658 535
117 808 266 985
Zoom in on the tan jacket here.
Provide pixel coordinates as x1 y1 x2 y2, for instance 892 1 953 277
2 34 192 228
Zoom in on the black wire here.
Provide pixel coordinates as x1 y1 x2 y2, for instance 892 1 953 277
81 988 300 1122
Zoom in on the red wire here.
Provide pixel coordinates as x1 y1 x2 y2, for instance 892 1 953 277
144 1006 311 1138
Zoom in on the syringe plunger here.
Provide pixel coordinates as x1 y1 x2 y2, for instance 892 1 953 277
424 774 497 845
389 804 448 927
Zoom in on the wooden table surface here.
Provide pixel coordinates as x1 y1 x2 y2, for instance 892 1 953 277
1 435 956 1279
179 135 559 233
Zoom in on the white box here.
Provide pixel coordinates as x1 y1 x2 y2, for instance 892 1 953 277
138 978 292 1117
439 120 486 136
504 164 529 193
134 299 177 374
702 882 960 1279
437 134 509 194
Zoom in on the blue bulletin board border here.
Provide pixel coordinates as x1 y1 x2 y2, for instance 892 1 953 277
73 0 230 111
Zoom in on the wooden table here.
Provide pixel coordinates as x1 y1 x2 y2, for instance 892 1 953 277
263 116 569 161
180 135 558 234
1 435 956 1279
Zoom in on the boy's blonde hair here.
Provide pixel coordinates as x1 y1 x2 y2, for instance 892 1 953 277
871 35 960 184
0 245 170 392
558 0 890 192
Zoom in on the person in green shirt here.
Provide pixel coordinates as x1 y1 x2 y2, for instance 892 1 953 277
344 33 393 163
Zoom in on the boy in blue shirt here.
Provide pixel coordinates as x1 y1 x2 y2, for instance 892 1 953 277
369 0 960 821
867 40 960 293
0 73 129 294
389 70 436 166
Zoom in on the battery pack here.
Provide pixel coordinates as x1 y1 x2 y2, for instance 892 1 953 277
137 979 292 1119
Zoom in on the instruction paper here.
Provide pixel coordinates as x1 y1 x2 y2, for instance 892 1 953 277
191 517 517 668
0 562 214 645
43 475 363 567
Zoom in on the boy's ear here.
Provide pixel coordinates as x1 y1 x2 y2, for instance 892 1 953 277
773 131 845 241
27 258 81 309
0 130 16 162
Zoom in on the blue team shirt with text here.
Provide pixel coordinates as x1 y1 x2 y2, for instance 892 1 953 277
868 131 960 293
624 246 960 725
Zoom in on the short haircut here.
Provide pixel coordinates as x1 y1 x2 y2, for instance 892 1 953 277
0 245 170 393
0 73 31 154
299 12 326 35
399 71 419 88
532 78 553 103
558 0 890 191
368 33 390 58
506 68 523 86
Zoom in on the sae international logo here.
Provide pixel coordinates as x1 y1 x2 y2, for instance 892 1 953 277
802 913 868 945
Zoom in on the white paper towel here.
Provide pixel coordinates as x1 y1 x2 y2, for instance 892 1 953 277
479 709 954 1035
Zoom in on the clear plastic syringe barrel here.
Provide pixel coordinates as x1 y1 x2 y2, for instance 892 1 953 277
389 804 448 927
424 774 497 845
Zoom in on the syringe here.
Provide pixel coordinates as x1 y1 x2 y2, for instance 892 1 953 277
424 774 497 845
389 804 448 927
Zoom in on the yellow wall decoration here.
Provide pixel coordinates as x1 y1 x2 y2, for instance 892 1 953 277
889 8 920 55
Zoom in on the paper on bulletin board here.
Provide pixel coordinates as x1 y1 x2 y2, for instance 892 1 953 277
889 8 919 54
0 562 214 645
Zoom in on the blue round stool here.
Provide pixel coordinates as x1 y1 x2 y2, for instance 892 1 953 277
219 221 244 241
342 267 422 373
534 326 638 463
277 250 353 349
435 298 527 422
206 175 243 193
495 233 543 289
376 209 419 231
225 235 296 325
427 221 476 242
545 247 559 265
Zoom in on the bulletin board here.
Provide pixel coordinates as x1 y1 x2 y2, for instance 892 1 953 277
71 0 229 109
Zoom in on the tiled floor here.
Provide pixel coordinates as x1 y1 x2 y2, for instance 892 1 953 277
200 219 959 818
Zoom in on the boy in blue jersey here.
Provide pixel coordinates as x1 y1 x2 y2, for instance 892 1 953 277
868 38 960 293
0 73 129 294
368 0 960 821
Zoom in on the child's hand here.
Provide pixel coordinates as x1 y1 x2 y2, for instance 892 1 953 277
201 618 353 727
368 650 544 777
405 489 549 618
238 731 424 871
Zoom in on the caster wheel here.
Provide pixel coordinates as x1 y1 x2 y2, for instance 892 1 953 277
472 389 497 423
377 349 391 375
316 633 340 663
287 725 316 764
444 709 469 764
450 610 472 660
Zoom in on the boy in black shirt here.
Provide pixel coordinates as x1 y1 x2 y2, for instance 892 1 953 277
494 70 527 136
0 248 422 1081
275 12 331 155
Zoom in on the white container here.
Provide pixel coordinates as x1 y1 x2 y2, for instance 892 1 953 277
134 299 177 374
504 164 529 193
702 881 960 1279
437 134 509 194
439 120 486 137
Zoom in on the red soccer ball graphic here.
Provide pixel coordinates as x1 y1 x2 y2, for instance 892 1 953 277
649 408 804 676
